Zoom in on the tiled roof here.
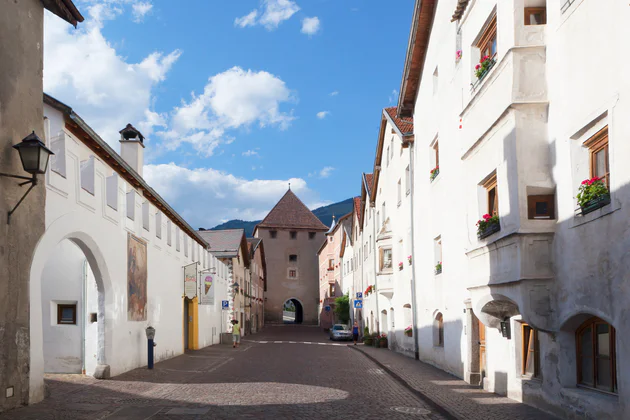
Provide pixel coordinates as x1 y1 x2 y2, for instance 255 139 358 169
256 189 328 231
384 107 414 135
365 173 374 197
198 229 245 255
451 0 471 22
247 237 262 258
353 197 361 218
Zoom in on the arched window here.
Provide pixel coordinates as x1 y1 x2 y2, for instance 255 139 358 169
576 317 617 393
434 313 444 347
403 304 412 336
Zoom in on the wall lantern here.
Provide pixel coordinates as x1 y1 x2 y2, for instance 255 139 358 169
1 131 54 224
500 319 511 339
145 325 156 340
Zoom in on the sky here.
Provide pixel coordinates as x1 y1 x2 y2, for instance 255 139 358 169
44 0 415 229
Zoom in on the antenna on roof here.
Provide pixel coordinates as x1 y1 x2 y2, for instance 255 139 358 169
288 182 291 190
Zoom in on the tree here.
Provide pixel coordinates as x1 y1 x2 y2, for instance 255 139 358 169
334 294 350 324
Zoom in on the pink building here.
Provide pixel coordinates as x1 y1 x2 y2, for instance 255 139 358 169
317 213 352 330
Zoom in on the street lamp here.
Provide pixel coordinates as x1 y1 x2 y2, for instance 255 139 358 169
145 326 156 369
1 131 54 224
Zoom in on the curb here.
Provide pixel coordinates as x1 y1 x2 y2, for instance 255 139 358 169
351 346 459 420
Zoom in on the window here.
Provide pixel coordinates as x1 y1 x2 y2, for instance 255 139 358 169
176 228 180 251
289 254 298 262
525 7 546 25
561 0 576 14
405 165 411 194
328 259 334 270
57 304 77 325
584 126 609 189
390 138 394 160
290 231 297 240
434 236 442 274
329 284 335 297
376 211 380 229
477 13 497 61
433 141 440 171
435 313 444 347
329 237 334 243
397 180 402 206
386 147 390 167
184 235 189 257
433 67 439 95
155 212 162 238
270 230 277 239
379 248 393 271
577 317 617 393
167 220 172 246
369 236 372 253
309 232 316 240
142 201 150 231
522 324 539 377
289 269 297 278
527 195 555 219
483 173 498 216
382 202 386 223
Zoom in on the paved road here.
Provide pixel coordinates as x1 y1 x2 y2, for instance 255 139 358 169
0 326 443 420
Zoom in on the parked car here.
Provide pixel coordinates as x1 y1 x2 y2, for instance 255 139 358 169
329 324 352 341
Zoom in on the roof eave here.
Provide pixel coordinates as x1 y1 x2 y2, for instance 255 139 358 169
42 0 84 27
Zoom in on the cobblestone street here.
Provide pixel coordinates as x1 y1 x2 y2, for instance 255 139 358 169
0 327 556 419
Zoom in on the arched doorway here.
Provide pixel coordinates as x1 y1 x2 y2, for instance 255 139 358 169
29 225 112 403
283 298 303 324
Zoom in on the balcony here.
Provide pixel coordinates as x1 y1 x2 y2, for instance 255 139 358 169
377 275 393 299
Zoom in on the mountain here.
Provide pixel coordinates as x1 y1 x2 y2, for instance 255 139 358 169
209 198 355 237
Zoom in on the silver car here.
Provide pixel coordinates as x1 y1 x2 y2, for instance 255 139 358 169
329 324 352 341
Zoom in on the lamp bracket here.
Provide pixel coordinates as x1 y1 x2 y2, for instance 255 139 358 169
4 174 37 224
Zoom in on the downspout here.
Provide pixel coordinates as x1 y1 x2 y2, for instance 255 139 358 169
372 203 380 334
408 141 420 360
81 259 87 374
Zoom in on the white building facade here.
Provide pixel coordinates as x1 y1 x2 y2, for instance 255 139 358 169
31 95 229 402
394 0 630 418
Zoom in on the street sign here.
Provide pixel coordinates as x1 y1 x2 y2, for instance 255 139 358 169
221 300 229 310
356 292 363 299
354 300 363 309
324 305 331 312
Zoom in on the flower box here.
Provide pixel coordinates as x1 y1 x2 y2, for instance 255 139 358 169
434 262 442 275
407 255 413 265
398 262 404 271
430 166 439 182
477 214 500 240
404 326 413 337
577 177 610 216
580 194 611 215
471 56 496 90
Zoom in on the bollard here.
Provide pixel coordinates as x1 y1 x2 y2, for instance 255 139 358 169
145 326 156 370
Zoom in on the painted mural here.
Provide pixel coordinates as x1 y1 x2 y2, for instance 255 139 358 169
127 233 148 321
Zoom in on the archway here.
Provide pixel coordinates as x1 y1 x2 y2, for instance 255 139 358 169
283 298 303 324
29 221 112 403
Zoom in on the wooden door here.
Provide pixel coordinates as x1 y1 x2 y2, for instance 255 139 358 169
478 320 486 378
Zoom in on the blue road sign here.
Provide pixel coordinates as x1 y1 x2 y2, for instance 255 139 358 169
325 305 331 312
221 300 229 310
354 300 363 309
356 292 363 299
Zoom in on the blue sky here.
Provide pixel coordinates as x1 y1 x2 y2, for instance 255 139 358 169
44 0 414 228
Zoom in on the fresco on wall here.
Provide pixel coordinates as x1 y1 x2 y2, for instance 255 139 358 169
128 233 148 321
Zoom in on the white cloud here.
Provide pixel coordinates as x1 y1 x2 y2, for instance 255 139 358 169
235 0 300 31
309 166 335 179
159 66 295 155
329 91 339 96
234 10 258 28
44 6 180 149
316 111 330 119
301 17 320 35
242 149 259 157
388 89 399 104
131 1 153 22
144 163 323 228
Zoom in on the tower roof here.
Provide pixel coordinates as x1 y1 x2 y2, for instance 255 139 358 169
255 189 328 232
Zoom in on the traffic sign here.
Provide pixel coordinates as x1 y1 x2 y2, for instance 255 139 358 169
325 305 331 312
356 292 363 299
221 300 229 310
354 300 363 309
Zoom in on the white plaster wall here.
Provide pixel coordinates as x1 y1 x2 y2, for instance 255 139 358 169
197 254 229 347
31 104 224 399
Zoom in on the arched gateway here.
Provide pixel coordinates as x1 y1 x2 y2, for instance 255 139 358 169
283 298 304 324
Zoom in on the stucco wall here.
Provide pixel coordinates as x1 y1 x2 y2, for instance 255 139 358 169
0 0 46 410
257 228 324 325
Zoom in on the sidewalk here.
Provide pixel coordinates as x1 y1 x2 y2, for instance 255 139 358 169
354 346 559 420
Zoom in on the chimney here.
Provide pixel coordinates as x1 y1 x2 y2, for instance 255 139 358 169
119 123 145 177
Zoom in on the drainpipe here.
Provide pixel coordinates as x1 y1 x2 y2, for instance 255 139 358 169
408 141 420 360
372 203 380 335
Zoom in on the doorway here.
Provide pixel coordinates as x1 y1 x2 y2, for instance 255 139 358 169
479 319 486 381
283 298 303 324
184 298 191 350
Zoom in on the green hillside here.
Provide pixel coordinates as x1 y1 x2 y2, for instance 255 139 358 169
210 198 354 237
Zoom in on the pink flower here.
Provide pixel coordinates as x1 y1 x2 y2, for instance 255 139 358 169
475 64 481 70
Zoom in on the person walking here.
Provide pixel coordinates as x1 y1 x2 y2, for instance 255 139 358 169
352 320 359 345
232 320 241 348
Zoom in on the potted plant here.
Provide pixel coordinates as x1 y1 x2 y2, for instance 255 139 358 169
476 213 500 239
435 261 442 275
577 177 610 215
363 332 373 346
372 333 380 348
456 50 462 63
398 262 404 271
430 165 439 181
475 55 496 80
404 325 413 337
407 255 413 265
378 333 388 348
